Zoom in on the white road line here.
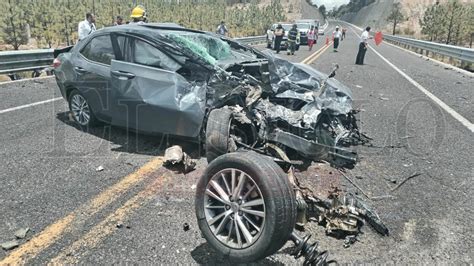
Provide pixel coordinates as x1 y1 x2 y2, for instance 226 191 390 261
0 97 62 114
344 23 474 133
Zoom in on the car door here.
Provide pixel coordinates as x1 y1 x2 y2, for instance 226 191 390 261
74 34 118 121
109 35 206 137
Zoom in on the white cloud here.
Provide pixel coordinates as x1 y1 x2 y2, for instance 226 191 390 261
312 0 350 10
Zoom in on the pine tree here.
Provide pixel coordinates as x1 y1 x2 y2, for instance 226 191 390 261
2 0 29 50
387 3 405 36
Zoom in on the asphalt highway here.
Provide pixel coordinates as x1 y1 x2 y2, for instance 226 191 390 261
0 21 472 264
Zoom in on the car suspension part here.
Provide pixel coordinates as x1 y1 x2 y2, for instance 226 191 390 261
290 231 334 265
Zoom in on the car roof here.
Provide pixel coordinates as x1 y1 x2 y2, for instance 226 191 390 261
93 23 203 36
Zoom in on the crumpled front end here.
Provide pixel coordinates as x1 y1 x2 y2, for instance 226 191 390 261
205 50 367 168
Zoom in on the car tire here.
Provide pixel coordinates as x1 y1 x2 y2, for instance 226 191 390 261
205 108 235 163
195 151 297 263
68 89 98 127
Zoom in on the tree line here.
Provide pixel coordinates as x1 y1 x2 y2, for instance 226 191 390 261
0 0 286 50
420 0 473 46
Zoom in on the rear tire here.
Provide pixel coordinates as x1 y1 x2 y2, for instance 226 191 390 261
68 89 98 127
195 152 297 263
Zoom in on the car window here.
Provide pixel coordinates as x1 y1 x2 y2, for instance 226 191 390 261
80 35 115 65
133 39 181 71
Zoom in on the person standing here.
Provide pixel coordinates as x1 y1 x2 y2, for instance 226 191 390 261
78 13 96 41
356 26 371 65
216 21 229 36
333 26 342 52
342 28 347 40
287 24 299 55
114 16 123 26
274 24 285 54
307 25 317 51
130 5 147 24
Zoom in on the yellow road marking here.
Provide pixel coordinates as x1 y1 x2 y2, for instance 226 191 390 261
0 157 164 265
300 40 333 65
304 42 333 65
49 174 169 264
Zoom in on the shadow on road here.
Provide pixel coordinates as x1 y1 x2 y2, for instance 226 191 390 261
55 111 203 158
190 243 285 265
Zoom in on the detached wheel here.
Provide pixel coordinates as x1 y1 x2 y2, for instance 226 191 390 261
68 89 98 127
205 108 234 163
195 152 297 263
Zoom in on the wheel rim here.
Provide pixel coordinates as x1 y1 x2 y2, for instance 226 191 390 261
204 168 266 249
70 94 91 126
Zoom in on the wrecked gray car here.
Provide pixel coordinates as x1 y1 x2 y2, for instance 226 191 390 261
54 24 378 264
54 23 364 168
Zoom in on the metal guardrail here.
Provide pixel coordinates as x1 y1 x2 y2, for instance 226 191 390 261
0 36 267 76
382 35 474 64
0 49 54 75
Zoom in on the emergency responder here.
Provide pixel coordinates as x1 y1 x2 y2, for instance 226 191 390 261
356 26 371 65
333 26 342 52
287 24 299 55
78 13 96 41
274 24 285 54
130 5 147 24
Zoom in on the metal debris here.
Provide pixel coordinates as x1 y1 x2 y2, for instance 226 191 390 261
391 172 422 192
1 240 20 251
338 170 370 198
164 145 196 173
14 228 29 239
343 235 358 248
95 165 104 172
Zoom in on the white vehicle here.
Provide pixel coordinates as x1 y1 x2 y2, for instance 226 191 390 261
296 19 325 35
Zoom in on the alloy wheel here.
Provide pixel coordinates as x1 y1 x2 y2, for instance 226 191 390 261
204 168 265 249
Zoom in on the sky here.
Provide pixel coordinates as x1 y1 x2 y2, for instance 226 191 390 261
312 0 351 10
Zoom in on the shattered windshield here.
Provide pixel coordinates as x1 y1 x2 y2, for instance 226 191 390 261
166 31 231 65
164 31 256 65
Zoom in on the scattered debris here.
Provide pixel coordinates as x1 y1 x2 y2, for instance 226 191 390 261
379 97 389 101
116 223 123 229
391 172 422 192
95 165 104 172
355 85 363 88
164 145 196 173
343 235 358 248
1 240 20 251
371 195 396 201
183 223 190 232
400 135 414 139
338 170 370 198
190 184 197 190
14 228 29 239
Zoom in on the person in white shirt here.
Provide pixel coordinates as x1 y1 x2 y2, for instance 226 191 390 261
216 21 229 36
356 26 371 65
78 13 96 41
333 26 342 52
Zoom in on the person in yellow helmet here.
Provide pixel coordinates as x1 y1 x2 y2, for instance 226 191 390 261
130 5 147 24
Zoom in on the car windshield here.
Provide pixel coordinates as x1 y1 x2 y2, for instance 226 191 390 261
163 30 258 66
297 23 311 30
